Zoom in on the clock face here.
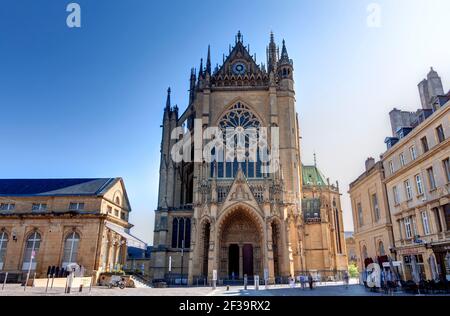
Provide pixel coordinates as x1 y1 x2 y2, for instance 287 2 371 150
232 62 246 75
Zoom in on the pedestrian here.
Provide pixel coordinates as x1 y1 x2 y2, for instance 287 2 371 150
343 271 349 289
300 275 306 290
308 273 314 290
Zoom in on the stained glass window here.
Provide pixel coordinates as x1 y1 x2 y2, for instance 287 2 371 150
212 103 265 179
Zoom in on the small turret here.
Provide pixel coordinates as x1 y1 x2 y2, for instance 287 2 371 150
278 39 293 80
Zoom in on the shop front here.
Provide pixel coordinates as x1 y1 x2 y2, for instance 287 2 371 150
396 246 434 281
432 244 450 281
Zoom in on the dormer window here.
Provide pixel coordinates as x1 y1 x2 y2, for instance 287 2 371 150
0 203 15 212
32 203 47 212
69 202 85 211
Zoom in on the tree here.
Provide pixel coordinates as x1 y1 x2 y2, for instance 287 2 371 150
348 264 359 278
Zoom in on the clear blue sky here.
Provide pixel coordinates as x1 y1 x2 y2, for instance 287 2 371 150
1 0 449 244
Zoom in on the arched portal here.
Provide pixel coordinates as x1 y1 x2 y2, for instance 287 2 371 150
217 205 264 279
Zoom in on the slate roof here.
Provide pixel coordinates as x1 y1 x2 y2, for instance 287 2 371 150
302 165 328 187
0 178 118 196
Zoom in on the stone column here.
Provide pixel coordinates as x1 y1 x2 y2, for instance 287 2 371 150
239 244 243 279
267 223 275 283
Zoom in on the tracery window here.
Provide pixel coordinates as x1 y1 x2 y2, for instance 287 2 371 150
171 217 191 249
211 103 266 179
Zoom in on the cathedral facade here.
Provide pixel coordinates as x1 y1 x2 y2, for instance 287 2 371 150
151 32 347 284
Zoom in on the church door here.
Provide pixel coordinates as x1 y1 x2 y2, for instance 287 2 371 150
243 244 254 276
228 244 239 279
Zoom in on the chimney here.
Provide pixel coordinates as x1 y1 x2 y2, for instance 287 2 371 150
365 157 375 171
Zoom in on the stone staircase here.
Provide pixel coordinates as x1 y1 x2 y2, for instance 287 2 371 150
130 275 152 288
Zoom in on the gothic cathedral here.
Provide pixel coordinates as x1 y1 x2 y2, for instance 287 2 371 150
151 32 348 284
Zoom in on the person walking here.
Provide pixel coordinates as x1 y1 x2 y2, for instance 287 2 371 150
343 271 349 289
308 273 314 290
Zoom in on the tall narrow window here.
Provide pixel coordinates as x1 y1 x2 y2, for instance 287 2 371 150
421 211 431 236
421 137 429 153
427 167 437 190
0 231 8 270
404 217 412 239
433 208 443 233
62 232 80 268
436 124 445 143
393 186 400 205
178 218 185 248
378 241 385 256
357 203 363 227
404 180 413 200
372 194 380 222
389 161 395 174
399 153 406 167
334 208 342 254
443 158 450 183
362 245 368 260
171 218 179 248
415 174 424 195
410 146 417 161
22 232 41 270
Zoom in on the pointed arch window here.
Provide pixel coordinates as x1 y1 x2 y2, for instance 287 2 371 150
62 232 80 268
22 231 41 271
211 103 267 179
0 231 8 270
171 217 191 249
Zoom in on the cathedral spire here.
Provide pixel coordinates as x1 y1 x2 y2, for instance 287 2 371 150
198 58 204 79
206 45 212 75
267 31 278 73
189 68 196 103
165 87 171 110
280 39 290 62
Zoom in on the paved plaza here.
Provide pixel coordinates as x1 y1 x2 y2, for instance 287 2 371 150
1 281 448 296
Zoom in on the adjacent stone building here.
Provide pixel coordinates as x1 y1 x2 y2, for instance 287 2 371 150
150 32 347 285
382 97 449 281
0 178 145 282
349 68 450 282
302 165 347 277
349 159 395 272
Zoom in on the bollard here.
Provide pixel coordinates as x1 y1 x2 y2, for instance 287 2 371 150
244 275 248 290
64 276 69 294
24 272 30 292
32 272 36 288
89 272 95 293
45 274 50 293
79 284 83 293
2 272 8 291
